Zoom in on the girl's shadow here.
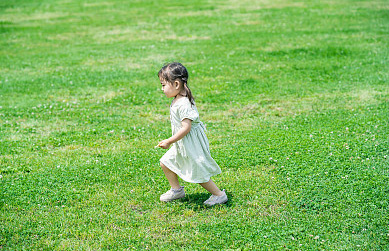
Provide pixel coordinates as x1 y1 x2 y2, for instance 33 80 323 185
179 191 233 211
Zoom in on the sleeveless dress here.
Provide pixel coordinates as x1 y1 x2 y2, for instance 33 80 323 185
160 97 221 183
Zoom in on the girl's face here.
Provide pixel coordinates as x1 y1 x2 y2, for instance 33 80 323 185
160 79 180 98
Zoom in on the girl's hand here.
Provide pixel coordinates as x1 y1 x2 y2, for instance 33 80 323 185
158 140 171 149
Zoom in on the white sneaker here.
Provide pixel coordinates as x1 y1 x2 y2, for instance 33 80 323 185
160 186 185 202
204 189 228 206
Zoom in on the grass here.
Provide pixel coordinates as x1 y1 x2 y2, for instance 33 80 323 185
0 0 388 250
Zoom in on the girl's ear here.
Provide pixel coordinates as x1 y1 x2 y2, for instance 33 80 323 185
174 80 180 89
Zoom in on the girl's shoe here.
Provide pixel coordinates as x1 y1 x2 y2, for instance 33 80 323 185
204 189 228 206
160 186 185 202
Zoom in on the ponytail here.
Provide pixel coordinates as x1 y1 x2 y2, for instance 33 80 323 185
183 81 195 106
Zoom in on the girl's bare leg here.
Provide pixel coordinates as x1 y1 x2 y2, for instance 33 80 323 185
160 162 181 189
199 179 223 196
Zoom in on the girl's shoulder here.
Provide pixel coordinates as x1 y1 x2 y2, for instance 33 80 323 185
171 97 195 108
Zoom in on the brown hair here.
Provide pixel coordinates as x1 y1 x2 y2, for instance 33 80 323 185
158 62 195 106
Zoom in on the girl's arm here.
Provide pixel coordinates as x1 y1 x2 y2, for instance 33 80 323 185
158 119 192 149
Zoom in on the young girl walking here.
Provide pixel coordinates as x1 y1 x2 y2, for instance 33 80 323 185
156 62 228 206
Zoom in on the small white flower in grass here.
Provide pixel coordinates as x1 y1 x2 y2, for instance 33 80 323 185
314 236 319 240
0 175 2 179
310 134 313 138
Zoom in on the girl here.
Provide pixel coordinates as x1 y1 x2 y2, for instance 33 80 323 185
156 62 228 206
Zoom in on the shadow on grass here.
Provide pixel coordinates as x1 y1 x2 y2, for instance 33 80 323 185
175 191 233 211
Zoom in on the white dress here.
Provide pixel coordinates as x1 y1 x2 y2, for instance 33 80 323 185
160 97 221 183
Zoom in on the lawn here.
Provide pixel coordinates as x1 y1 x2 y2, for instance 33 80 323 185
0 0 388 250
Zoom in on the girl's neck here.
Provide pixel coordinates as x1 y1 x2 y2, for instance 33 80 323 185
175 92 187 100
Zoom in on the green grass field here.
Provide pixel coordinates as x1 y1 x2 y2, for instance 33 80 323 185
1 0 388 250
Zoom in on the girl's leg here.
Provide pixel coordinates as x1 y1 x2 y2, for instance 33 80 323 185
199 179 223 196
160 162 181 189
